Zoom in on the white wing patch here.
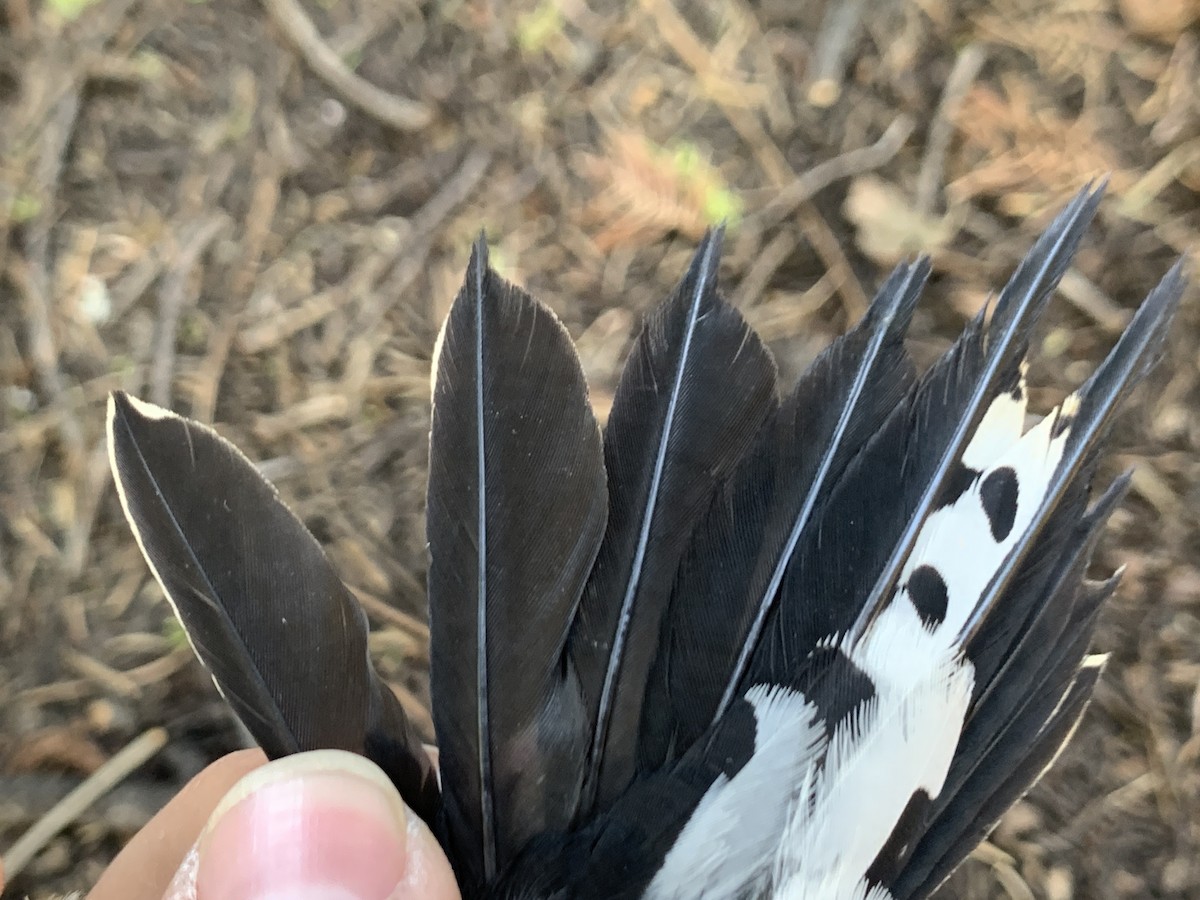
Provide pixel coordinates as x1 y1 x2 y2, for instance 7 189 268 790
650 388 1082 900
770 651 972 900
858 392 1079 691
645 686 824 900
960 363 1028 470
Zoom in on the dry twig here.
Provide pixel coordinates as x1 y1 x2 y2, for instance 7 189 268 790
374 147 493 306
2 728 168 881
261 0 433 132
732 228 800 309
796 204 870 320
807 0 872 108
915 43 987 216
756 114 915 230
17 88 86 469
638 0 791 185
151 214 230 407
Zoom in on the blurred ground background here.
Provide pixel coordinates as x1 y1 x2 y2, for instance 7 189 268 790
1 0 1199 896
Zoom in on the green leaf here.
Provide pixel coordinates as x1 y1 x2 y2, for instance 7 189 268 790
517 1 563 55
47 0 99 21
10 193 42 224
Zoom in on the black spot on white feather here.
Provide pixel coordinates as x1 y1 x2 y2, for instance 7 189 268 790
865 788 932 885
907 565 949 628
980 466 1020 542
798 645 877 733
706 696 759 777
933 461 980 510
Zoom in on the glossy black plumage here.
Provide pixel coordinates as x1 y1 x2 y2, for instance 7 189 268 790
569 229 777 814
639 256 927 771
427 239 607 889
106 182 1186 900
888 263 1185 895
106 392 439 825
847 185 1105 648
690 189 1103 754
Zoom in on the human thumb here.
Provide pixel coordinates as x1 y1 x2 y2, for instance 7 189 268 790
164 749 460 900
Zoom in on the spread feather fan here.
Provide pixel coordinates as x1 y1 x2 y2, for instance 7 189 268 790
107 183 1185 899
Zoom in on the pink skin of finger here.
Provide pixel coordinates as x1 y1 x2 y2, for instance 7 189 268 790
165 750 460 900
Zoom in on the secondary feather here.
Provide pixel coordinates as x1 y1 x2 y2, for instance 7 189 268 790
639 257 927 771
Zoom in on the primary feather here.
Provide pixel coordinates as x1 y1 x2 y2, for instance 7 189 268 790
107 182 1185 900
105 392 439 825
427 238 608 889
485 183 1182 899
570 229 777 815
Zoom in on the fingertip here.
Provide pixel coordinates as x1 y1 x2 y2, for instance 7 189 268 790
90 749 268 900
388 810 461 900
189 750 459 900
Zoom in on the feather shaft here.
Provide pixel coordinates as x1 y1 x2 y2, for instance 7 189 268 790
846 185 1104 647
427 238 607 887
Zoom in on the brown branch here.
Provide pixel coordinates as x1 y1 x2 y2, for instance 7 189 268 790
806 0 871 108
151 215 229 407
915 43 987 216
755 114 915 230
1 729 168 881
261 0 433 132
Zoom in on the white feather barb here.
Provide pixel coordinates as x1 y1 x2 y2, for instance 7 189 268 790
646 686 825 900
769 387 1082 900
770 651 972 900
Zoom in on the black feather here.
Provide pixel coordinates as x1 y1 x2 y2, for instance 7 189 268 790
893 661 1105 900
570 229 777 813
105 182 1186 900
725 186 1102 726
105 391 439 825
958 257 1186 646
877 260 1184 899
498 689 774 900
846 184 1105 647
426 238 608 889
639 258 927 769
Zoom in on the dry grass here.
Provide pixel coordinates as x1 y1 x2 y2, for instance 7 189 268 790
1 0 1198 896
